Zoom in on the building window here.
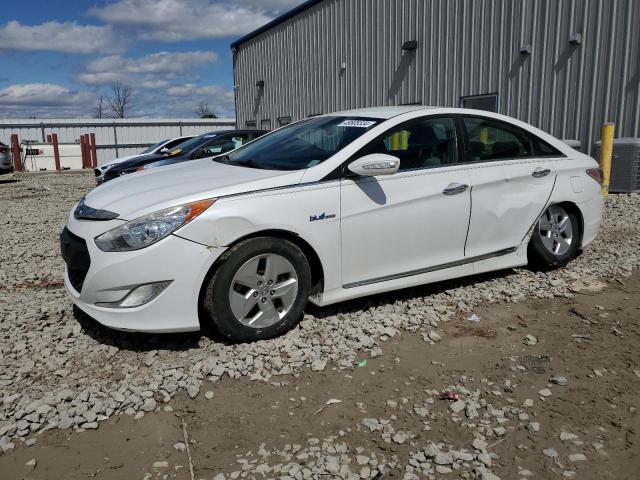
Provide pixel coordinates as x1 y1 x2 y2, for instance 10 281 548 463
260 119 271 131
278 116 292 126
460 93 498 112
245 120 257 128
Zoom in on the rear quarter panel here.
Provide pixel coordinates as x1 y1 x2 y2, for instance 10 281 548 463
545 155 603 247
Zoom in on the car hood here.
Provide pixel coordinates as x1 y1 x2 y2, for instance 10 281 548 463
107 153 169 171
84 158 305 220
99 154 138 170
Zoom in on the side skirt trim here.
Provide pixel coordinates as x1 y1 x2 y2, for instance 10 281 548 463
342 247 518 289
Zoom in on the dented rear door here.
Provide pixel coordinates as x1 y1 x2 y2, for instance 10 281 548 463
465 158 556 257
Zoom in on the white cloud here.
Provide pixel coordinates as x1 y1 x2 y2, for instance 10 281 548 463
78 51 218 86
0 83 94 117
0 81 235 118
157 83 236 117
0 83 92 107
89 0 304 41
0 21 121 54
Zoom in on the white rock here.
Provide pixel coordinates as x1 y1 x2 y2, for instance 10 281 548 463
427 331 442 342
449 400 466 413
568 453 587 462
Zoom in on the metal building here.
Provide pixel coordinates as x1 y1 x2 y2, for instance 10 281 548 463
231 0 640 154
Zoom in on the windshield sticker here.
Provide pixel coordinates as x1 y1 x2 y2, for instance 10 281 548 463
337 120 377 128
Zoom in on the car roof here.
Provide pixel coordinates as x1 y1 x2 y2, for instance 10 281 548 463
325 105 437 119
198 129 266 136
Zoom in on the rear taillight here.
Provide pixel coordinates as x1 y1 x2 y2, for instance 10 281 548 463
0 146 8 153
586 168 603 185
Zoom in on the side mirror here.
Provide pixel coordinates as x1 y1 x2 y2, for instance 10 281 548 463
347 153 400 177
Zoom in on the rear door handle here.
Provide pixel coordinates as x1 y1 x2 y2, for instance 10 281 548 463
532 167 551 178
443 183 469 195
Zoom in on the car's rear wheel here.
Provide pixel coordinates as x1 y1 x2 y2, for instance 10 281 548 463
203 237 311 342
528 204 580 269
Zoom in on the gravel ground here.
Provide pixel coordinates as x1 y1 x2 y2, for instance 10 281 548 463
0 173 639 479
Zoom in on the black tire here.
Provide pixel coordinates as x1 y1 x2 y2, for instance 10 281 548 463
203 237 311 342
528 206 580 269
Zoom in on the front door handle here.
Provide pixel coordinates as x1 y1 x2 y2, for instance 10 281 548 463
443 183 469 195
532 167 551 178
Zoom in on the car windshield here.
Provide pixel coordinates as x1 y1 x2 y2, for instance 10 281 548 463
170 133 219 153
141 139 168 154
220 116 382 170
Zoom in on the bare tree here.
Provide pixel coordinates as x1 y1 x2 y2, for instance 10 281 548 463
109 82 133 119
195 102 217 118
94 95 106 119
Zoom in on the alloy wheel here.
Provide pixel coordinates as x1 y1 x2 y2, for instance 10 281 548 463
228 253 298 328
538 205 573 256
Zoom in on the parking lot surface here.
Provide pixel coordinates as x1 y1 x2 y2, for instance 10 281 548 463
0 173 639 479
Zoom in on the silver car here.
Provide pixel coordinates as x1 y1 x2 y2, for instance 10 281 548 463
0 141 14 176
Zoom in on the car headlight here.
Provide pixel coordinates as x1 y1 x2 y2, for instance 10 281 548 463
94 199 215 252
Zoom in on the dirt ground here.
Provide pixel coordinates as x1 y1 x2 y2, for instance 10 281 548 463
1 268 638 480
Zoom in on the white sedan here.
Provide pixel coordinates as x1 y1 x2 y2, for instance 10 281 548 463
61 107 603 341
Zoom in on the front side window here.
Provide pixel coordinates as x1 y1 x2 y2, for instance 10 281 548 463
360 117 458 171
141 139 169 154
463 117 533 161
200 135 245 157
162 137 192 151
222 116 382 171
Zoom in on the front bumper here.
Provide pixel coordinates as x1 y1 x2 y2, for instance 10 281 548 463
62 219 225 333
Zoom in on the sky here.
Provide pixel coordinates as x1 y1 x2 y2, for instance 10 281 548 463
0 0 306 119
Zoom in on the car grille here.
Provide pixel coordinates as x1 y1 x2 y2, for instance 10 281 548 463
60 227 91 293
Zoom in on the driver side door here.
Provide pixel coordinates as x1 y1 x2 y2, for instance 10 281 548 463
340 116 472 287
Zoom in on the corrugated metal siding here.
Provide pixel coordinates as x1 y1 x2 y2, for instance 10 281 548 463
233 0 639 154
0 118 235 165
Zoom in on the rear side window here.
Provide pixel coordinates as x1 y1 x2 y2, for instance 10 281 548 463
462 117 533 161
532 137 564 156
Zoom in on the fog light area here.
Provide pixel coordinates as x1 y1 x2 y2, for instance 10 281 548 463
96 281 172 308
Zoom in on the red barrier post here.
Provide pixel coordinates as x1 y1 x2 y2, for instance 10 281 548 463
10 134 22 172
89 133 98 168
80 135 89 168
46 134 52 143
52 133 61 172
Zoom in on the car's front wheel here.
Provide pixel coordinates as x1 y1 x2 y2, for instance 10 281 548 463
203 237 311 342
528 204 580 269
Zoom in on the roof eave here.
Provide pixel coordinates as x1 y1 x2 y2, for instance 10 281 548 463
230 0 325 49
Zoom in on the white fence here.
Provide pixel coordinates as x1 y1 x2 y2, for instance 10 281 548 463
0 118 235 166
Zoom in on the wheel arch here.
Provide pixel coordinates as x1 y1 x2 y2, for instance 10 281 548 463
197 229 325 329
554 200 585 248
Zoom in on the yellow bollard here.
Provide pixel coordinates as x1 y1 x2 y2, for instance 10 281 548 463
599 123 615 197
